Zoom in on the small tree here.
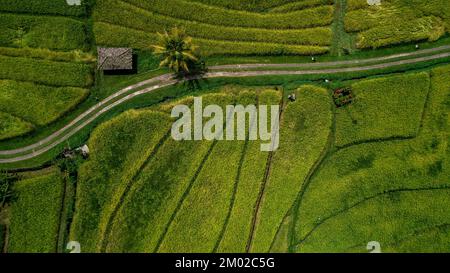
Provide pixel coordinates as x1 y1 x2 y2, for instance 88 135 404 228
152 27 205 78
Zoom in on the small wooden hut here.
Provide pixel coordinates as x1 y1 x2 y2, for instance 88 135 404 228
97 47 133 71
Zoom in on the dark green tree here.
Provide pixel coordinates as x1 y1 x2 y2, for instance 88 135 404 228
152 27 206 79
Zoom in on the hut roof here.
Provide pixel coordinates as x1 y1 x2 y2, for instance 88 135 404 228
97 47 133 70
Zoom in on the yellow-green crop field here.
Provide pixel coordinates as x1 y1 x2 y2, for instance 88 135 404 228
1 0 450 254
345 0 450 49
0 1 94 141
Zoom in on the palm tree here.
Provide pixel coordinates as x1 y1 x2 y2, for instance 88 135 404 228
152 27 200 76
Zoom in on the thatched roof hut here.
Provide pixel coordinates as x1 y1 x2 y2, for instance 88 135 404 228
97 47 133 70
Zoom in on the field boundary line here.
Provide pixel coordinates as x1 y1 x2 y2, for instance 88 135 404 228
245 94 284 252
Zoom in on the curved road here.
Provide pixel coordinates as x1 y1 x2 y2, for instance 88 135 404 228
1 47 450 164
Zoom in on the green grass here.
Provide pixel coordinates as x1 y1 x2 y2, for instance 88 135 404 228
70 86 287 253
0 112 33 141
335 72 430 147
250 85 333 252
2 55 449 170
69 110 172 252
293 64 450 252
8 62 447 252
0 80 89 126
345 0 450 49
8 168 64 253
382 224 450 253
95 0 332 46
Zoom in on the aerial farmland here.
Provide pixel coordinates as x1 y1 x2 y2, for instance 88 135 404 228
0 0 449 259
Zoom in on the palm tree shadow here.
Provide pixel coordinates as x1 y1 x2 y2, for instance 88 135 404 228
175 60 209 91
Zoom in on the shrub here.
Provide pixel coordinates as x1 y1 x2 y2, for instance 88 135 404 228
0 225 4 249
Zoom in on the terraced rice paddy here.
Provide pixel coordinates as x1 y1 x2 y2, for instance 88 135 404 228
1 0 450 254
7 168 65 253
68 64 450 252
0 2 94 140
293 65 450 252
345 0 450 49
92 0 334 56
